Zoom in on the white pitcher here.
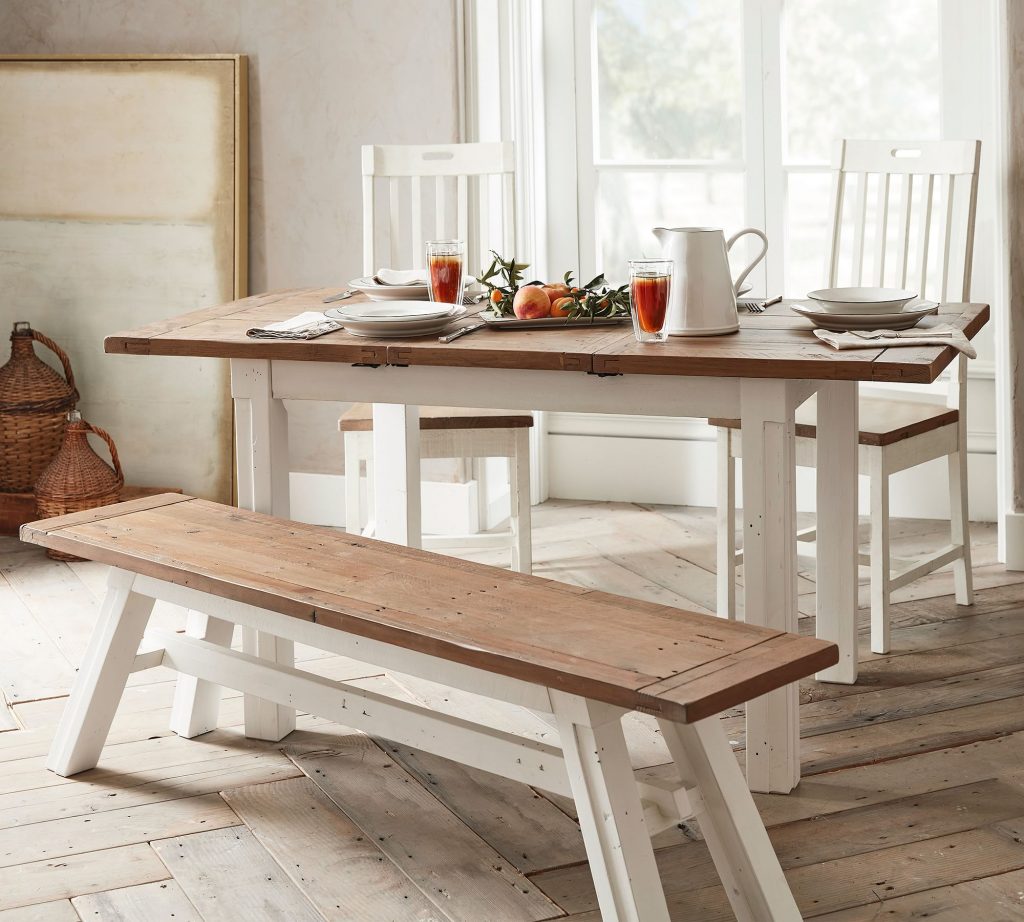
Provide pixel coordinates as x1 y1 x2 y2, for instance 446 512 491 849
653 226 768 336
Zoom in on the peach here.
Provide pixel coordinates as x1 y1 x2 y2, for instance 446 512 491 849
550 296 574 318
541 283 570 306
513 285 551 319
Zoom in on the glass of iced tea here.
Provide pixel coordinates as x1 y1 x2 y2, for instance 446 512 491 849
629 259 672 342
426 240 465 306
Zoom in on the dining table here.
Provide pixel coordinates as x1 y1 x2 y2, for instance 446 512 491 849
106 290 989 795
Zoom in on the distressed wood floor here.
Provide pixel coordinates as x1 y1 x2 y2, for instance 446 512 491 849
1 500 1023 920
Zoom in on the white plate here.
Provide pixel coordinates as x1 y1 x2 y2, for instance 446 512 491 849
349 277 430 301
349 275 476 302
326 305 468 338
791 298 938 332
806 286 917 314
332 301 457 322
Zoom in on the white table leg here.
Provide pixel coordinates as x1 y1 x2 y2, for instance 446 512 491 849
371 403 422 547
815 381 860 682
739 379 799 794
230 359 296 741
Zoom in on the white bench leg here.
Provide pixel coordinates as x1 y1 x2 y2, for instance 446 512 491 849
716 427 737 620
47 570 154 777
510 427 533 574
170 611 235 738
869 449 892 655
552 690 670 922
658 716 801 922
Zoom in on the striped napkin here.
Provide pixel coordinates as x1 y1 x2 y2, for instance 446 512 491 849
813 324 976 359
246 312 342 340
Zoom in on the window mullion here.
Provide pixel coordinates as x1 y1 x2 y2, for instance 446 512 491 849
759 0 786 297
742 0 769 297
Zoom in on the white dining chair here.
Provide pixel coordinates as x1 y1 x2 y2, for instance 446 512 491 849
714 139 981 653
343 142 533 573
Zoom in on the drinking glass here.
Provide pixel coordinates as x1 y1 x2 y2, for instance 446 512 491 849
426 240 465 306
629 259 673 342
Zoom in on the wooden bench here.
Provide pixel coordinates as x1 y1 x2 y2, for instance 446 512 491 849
22 494 837 922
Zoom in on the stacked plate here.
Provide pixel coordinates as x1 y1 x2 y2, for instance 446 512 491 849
349 269 476 302
325 301 466 338
791 287 938 332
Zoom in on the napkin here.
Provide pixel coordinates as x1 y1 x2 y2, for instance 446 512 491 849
246 312 342 340
373 268 428 286
813 324 977 359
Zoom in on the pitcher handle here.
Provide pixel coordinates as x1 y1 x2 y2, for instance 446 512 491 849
726 228 769 296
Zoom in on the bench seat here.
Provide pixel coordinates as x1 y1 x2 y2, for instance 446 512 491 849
22 494 835 922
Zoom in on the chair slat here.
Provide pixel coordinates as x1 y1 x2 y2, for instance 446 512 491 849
825 163 846 287
389 176 401 268
852 172 869 285
435 175 446 239
940 174 956 302
896 173 914 288
457 174 469 250
477 175 491 277
502 172 515 253
874 174 891 286
362 174 375 276
917 173 935 297
410 176 423 266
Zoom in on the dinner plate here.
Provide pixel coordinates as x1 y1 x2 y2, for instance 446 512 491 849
791 298 938 332
331 301 457 322
349 275 477 302
326 305 467 338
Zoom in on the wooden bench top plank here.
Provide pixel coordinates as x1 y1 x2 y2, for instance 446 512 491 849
21 496 837 723
102 288 988 384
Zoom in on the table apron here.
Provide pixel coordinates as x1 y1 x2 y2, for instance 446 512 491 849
266 360 754 418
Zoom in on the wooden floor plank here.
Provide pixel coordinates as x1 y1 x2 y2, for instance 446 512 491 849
153 826 324 922
0 793 240 869
383 740 588 874
72 879 201 921
0 901 79 922
222 775 447 921
288 736 561 921
815 867 1024 920
0 844 169 911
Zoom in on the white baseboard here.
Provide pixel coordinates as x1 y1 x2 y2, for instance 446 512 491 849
548 430 997 522
289 471 486 535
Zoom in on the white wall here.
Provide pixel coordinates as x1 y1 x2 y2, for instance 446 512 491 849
0 0 461 476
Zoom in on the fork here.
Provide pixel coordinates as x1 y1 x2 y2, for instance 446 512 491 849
849 328 953 340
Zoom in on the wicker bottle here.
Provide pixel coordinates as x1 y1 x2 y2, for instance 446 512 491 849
35 411 124 561
0 322 79 492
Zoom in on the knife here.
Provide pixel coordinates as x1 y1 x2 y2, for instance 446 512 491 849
439 321 486 343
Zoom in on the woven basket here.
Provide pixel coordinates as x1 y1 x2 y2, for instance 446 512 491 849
0 322 79 492
35 411 124 561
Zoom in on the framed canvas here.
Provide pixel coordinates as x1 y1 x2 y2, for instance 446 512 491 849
0 54 247 501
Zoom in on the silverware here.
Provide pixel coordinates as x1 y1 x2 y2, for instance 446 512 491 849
322 289 357 303
737 295 782 313
439 321 486 343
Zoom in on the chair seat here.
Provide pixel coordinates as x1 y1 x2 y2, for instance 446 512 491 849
340 404 534 432
709 395 959 447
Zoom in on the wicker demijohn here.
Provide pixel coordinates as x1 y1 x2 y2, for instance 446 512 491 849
0 322 79 492
35 411 124 561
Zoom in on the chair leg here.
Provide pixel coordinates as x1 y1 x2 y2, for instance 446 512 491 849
363 438 377 537
716 428 737 619
551 691 670 922
170 611 235 738
344 431 363 536
510 428 533 574
869 450 891 655
47 570 154 777
948 446 974 606
657 716 800 922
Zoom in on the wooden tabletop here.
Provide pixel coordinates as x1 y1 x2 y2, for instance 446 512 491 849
22 494 838 723
105 288 990 383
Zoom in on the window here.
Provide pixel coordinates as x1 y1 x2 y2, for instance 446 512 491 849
572 0 943 297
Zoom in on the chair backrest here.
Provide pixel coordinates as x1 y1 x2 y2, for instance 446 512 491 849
825 139 981 408
361 142 516 278
825 139 980 303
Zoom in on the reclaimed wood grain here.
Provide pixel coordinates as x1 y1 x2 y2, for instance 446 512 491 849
72 880 201 921
152 827 324 922
289 738 560 921
222 776 446 921
0 901 79 922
